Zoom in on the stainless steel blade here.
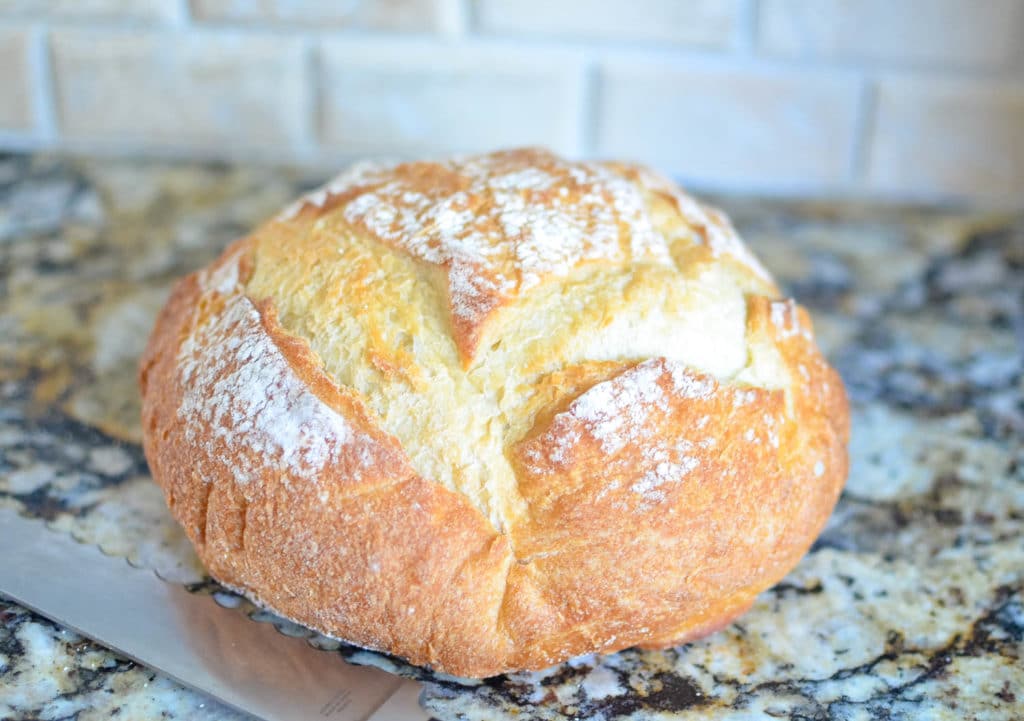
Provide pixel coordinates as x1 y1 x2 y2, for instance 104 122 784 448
0 508 429 721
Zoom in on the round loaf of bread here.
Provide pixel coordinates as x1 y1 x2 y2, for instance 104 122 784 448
139 148 849 678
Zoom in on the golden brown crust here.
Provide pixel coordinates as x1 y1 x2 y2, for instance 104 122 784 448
495 301 847 668
139 150 849 678
141 249 515 672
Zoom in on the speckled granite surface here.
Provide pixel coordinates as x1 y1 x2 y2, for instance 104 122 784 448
1 153 1021 720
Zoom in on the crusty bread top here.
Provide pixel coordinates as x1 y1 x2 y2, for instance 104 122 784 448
209 149 787 533
276 149 772 363
144 148 850 676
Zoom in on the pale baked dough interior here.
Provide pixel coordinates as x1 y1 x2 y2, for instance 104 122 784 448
244 151 787 535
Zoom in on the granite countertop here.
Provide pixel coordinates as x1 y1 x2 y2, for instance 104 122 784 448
0 153 1021 721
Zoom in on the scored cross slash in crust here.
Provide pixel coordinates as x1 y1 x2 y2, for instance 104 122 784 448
139 148 849 677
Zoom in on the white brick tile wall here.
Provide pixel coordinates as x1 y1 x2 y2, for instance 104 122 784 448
868 77 1024 201
0 1 1020 203
319 41 584 156
760 0 1024 70
0 28 32 131
0 0 177 23
191 0 462 33
50 30 309 151
475 0 740 48
597 59 860 189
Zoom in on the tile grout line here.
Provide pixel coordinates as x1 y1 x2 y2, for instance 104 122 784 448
300 38 322 165
170 0 192 28
28 24 57 146
849 76 878 185
578 59 600 159
444 0 472 38
5 18 1020 83
736 0 759 56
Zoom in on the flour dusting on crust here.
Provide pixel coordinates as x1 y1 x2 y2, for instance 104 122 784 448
196 246 243 295
277 161 390 221
519 357 789 508
339 150 672 328
631 166 772 280
770 299 813 341
176 271 376 487
540 359 716 466
524 359 716 494
630 442 700 504
276 150 718 346
273 150 776 356
570 361 669 456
